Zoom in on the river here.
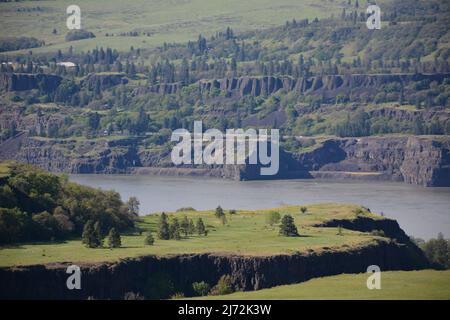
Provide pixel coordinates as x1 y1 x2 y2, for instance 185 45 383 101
70 175 450 240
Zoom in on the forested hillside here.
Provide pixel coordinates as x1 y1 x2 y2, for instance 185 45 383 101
0 162 135 244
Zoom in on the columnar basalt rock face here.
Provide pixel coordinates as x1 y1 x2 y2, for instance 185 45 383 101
140 73 450 98
0 73 62 92
0 239 428 300
198 74 450 97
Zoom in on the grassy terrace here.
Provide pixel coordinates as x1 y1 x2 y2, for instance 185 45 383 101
192 270 450 300
0 203 386 267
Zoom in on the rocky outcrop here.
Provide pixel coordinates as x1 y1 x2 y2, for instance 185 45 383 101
1 135 449 186
133 82 181 95
199 73 450 98
0 239 428 300
82 73 128 91
0 136 141 174
134 73 450 98
0 73 62 92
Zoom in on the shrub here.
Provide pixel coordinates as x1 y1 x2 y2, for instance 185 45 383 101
265 211 281 226
192 281 210 296
65 29 95 42
144 231 155 245
210 275 234 295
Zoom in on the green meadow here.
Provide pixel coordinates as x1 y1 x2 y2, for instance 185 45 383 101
0 203 385 267
0 0 356 54
193 270 450 300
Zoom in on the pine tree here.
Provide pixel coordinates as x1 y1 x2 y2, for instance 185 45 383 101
107 228 121 248
144 231 155 245
93 221 103 247
196 218 206 236
188 219 195 235
82 220 97 248
180 216 190 237
279 215 299 237
169 218 181 240
157 212 170 240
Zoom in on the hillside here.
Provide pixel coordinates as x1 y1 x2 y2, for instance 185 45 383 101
192 270 450 300
0 0 347 53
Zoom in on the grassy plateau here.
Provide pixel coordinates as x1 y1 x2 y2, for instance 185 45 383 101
0 203 386 267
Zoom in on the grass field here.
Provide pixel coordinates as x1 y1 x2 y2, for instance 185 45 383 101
0 0 351 54
0 203 385 267
191 270 450 300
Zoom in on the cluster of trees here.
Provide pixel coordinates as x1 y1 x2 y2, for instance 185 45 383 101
82 220 122 248
0 37 44 53
156 213 207 240
65 30 96 42
265 211 300 237
0 163 135 244
414 233 450 269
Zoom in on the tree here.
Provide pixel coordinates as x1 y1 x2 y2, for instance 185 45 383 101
279 215 299 237
107 227 121 248
94 221 103 246
127 197 140 216
144 231 155 245
266 212 281 226
157 212 170 240
215 206 224 219
188 219 195 235
169 218 181 240
180 216 190 237
300 207 308 214
192 281 210 296
82 220 101 248
196 218 206 236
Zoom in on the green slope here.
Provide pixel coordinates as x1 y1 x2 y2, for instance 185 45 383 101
193 270 450 300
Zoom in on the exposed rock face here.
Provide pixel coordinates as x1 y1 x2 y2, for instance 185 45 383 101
199 73 450 98
134 73 450 97
295 136 450 187
0 239 428 299
82 73 128 90
0 73 62 92
0 135 141 174
133 82 181 95
1 135 449 186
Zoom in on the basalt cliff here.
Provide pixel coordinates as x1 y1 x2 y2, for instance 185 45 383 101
0 133 449 187
0 215 428 300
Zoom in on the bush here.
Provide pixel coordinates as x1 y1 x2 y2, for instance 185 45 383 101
421 233 449 269
192 281 210 296
265 211 281 226
144 231 155 245
65 30 95 42
210 275 234 295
